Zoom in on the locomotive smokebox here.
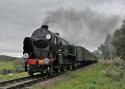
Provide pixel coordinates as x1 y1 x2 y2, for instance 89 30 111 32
33 39 50 48
31 25 52 49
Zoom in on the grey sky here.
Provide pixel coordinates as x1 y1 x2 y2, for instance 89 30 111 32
0 0 124 57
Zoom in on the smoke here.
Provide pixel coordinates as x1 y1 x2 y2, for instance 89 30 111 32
43 7 120 51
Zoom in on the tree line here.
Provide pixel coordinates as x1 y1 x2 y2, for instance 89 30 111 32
93 20 125 60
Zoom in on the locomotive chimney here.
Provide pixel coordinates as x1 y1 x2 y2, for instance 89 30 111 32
55 33 59 36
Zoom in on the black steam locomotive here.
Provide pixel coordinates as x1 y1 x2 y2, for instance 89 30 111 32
23 25 97 76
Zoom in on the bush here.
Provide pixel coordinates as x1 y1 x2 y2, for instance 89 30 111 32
101 57 125 81
0 69 15 75
15 67 25 73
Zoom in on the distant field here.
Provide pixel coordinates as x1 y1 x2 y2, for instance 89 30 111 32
31 63 125 89
0 61 15 70
0 60 27 82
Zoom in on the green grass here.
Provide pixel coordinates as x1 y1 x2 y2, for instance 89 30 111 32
31 63 125 89
0 61 15 70
0 61 28 82
0 72 28 82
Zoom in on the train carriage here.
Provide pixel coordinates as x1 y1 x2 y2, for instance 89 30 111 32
75 46 97 66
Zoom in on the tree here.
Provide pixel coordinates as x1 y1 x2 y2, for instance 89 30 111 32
92 50 100 59
98 33 113 59
112 21 125 60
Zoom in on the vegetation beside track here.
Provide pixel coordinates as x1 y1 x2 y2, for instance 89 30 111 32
0 55 25 81
0 60 27 82
0 72 28 82
0 61 15 70
31 61 125 89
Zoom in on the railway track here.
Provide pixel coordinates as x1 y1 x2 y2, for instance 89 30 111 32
0 62 97 89
0 74 56 89
0 71 63 89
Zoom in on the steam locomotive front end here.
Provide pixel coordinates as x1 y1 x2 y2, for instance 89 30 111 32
23 25 54 75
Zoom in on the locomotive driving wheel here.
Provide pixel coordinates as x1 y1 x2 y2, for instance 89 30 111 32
63 65 67 72
69 64 73 70
28 69 34 76
58 67 61 73
69 63 75 71
47 67 54 76
27 66 34 76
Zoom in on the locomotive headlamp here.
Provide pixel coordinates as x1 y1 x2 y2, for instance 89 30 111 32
46 34 52 40
23 53 29 59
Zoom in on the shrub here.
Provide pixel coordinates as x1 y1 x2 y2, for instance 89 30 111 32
0 69 15 75
101 57 125 81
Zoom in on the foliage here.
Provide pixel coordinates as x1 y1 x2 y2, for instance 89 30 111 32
101 57 125 81
112 21 125 60
92 50 102 59
95 34 113 59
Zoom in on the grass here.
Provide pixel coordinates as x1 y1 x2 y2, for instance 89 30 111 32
0 61 28 82
0 72 28 82
31 63 125 89
0 61 15 70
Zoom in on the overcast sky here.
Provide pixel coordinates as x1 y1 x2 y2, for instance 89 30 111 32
0 0 125 57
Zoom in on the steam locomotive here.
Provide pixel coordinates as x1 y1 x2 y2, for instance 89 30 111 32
23 25 97 76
